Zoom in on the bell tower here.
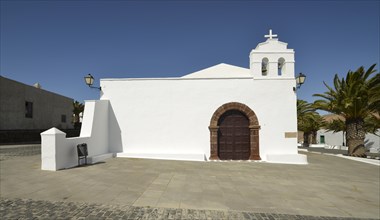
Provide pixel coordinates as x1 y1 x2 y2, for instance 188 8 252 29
249 29 295 79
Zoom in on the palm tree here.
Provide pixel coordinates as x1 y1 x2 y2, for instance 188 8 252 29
297 99 312 146
73 101 84 129
313 64 380 157
297 100 324 146
364 114 380 137
297 100 314 118
324 115 379 147
324 118 346 146
308 113 325 145
299 112 324 146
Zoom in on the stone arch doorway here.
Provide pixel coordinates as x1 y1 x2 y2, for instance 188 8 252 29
218 110 250 160
209 102 261 160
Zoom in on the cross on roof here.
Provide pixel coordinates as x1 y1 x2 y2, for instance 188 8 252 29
264 29 278 39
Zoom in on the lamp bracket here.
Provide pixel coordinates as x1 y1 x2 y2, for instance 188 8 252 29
88 85 101 90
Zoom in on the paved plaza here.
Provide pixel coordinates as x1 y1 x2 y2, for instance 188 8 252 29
0 145 379 219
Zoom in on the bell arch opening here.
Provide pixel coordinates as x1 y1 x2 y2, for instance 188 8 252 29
209 102 261 160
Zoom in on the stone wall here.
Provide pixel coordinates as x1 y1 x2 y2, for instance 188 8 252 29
0 129 80 144
0 76 74 130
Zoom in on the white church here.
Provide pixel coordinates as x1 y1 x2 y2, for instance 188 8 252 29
41 30 308 171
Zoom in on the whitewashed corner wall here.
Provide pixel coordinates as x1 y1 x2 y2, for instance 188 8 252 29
41 100 113 171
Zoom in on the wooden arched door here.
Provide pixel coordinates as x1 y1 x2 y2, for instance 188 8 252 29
218 110 250 160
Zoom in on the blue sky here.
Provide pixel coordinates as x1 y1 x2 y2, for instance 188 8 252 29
1 0 379 104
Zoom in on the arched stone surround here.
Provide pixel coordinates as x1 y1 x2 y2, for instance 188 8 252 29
209 102 261 160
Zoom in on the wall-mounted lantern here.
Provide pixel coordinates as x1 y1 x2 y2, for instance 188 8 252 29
84 74 101 90
294 72 306 91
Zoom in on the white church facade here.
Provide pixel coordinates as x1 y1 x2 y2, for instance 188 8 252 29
41 30 307 171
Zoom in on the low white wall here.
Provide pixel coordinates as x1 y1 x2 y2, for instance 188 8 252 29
317 129 380 153
41 100 112 171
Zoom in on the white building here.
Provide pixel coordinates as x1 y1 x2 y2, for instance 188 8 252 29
41 30 307 171
316 129 380 152
307 114 380 153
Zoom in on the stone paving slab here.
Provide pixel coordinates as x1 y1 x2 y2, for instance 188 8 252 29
0 144 40 161
1 198 377 220
1 145 379 219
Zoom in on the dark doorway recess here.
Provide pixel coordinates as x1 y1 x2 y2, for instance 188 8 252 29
218 110 250 160
209 102 260 161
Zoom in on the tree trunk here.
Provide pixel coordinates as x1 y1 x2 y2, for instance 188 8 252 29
303 132 310 147
73 113 81 129
311 131 317 144
346 119 366 157
74 114 79 123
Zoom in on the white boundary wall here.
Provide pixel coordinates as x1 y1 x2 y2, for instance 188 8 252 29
41 100 113 171
317 129 380 153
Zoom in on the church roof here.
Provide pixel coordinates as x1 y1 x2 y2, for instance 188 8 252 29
181 63 251 79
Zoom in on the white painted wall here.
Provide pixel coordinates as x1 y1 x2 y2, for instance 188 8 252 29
100 77 304 163
41 100 113 171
